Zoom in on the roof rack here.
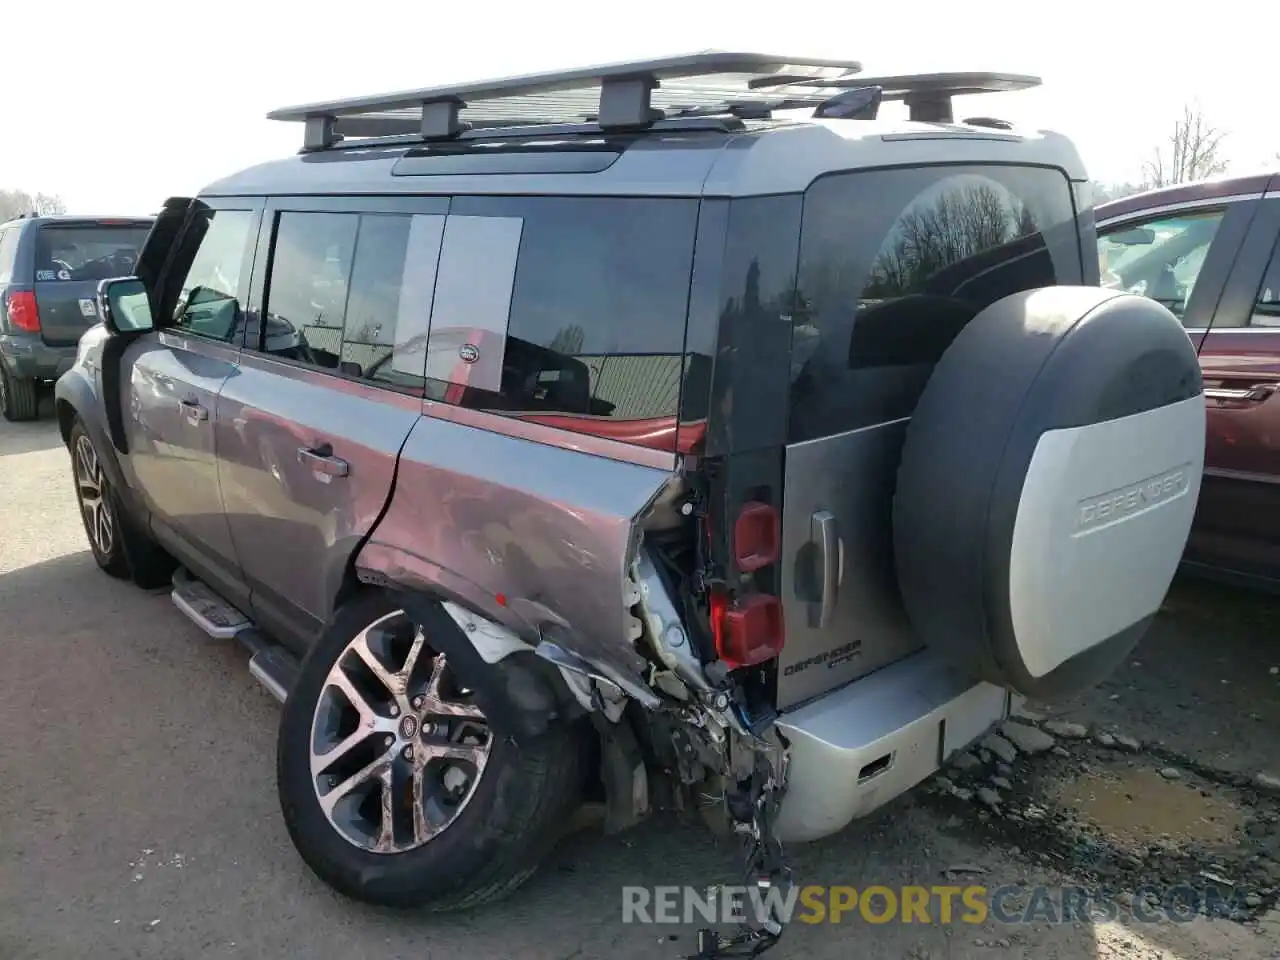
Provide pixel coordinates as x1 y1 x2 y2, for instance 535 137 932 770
783 72 1041 123
268 51 864 150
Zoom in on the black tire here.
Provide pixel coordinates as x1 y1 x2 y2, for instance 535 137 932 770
67 417 176 588
0 365 39 421
277 590 586 910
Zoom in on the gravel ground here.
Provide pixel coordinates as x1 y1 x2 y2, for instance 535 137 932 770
2 404 1278 960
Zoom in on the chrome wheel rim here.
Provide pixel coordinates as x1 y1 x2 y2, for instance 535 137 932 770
309 611 492 854
73 434 114 557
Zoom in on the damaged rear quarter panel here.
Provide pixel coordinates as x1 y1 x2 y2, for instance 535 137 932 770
355 411 676 684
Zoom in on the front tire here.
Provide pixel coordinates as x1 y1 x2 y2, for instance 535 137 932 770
69 419 130 578
68 418 175 588
277 591 585 910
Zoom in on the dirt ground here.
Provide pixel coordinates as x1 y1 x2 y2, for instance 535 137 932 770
1 407 1279 960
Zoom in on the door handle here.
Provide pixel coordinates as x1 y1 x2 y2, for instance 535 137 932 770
298 444 349 481
809 510 843 630
179 398 209 422
1204 384 1277 402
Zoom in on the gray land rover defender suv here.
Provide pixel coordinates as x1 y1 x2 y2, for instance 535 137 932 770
54 53 1205 944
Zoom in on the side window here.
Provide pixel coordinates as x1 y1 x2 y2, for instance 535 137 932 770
171 209 256 343
1096 210 1224 322
790 165 1083 442
0 227 19 284
425 196 699 436
257 210 441 393
1252 235 1280 328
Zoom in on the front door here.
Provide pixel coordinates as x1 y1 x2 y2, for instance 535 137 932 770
217 197 445 650
123 198 261 596
779 163 1086 710
1190 196 1280 584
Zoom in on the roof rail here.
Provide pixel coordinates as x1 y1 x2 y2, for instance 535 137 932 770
267 51 863 151
785 72 1040 123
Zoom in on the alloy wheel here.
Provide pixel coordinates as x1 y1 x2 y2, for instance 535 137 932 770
309 611 492 854
73 434 114 557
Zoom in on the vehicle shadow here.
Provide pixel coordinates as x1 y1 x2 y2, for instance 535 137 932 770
0 394 62 457
0 550 1109 960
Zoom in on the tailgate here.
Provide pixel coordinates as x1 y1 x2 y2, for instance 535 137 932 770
31 220 151 346
33 279 107 345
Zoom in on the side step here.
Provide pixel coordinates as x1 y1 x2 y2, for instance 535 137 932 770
169 569 300 704
171 568 251 639
238 629 300 704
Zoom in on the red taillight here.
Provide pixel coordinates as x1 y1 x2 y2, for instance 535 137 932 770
6 291 40 333
733 501 780 572
714 593 785 669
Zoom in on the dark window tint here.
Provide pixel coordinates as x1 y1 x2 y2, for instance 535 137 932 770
33 224 150 282
0 227 17 284
259 211 441 393
789 164 1082 442
170 209 256 343
1251 234 1280 328
426 197 699 437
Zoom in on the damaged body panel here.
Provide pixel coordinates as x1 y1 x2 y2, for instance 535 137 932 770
354 410 678 698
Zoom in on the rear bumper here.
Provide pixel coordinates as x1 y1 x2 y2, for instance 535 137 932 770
773 650 1011 843
0 333 75 380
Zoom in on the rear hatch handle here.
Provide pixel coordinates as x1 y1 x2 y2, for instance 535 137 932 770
809 510 843 629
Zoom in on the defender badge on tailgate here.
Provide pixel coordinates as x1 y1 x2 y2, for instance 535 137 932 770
783 639 862 676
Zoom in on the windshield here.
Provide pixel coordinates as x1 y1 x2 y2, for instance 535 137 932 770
34 223 150 282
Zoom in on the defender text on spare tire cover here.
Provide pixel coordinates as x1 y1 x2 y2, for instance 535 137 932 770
893 286 1204 700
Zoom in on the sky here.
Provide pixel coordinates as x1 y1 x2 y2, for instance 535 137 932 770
2 0 1275 215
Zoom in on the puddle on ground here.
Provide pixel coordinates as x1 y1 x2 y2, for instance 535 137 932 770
1052 765 1244 850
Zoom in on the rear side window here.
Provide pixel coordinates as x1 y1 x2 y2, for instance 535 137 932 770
425 196 699 443
258 210 444 394
33 223 150 282
789 164 1082 442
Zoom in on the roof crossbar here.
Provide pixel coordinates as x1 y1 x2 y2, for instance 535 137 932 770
787 72 1041 123
269 51 863 150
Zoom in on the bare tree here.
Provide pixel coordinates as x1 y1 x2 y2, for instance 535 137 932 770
1142 105 1228 187
0 188 67 222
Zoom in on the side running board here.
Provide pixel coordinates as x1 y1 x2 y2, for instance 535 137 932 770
171 568 250 639
169 569 300 704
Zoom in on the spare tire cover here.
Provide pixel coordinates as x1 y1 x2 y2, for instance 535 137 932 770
893 287 1205 700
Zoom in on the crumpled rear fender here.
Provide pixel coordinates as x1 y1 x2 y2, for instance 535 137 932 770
354 413 676 692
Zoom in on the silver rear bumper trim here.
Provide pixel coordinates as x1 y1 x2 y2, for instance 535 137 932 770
774 650 1009 843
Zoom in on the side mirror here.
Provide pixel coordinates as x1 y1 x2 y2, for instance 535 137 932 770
97 276 154 334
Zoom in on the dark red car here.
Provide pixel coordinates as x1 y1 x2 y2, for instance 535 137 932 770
1096 173 1280 590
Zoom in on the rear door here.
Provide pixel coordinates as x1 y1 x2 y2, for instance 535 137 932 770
31 219 152 345
217 196 444 650
779 164 1084 710
1187 193 1280 584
